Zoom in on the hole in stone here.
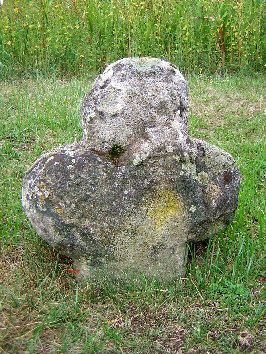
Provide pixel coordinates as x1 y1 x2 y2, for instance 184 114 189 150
107 144 126 160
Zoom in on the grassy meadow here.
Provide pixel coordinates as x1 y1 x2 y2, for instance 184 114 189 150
0 73 265 352
0 0 265 352
0 0 264 79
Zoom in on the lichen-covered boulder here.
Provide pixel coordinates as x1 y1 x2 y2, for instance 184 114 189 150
22 58 240 280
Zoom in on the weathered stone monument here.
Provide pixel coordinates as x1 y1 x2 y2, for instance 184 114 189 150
22 58 240 280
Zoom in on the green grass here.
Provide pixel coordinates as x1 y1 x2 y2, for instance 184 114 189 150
0 0 264 79
0 73 265 352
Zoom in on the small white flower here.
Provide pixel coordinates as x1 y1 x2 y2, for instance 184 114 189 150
0 0 3 6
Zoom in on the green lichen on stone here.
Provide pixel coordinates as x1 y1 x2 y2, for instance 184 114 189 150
146 189 181 231
131 57 164 71
179 155 210 186
181 160 197 179
198 171 209 185
201 143 237 173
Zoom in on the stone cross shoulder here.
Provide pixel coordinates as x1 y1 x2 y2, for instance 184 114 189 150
22 58 240 280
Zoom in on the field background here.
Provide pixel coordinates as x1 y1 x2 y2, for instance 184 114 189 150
0 0 265 352
0 0 265 79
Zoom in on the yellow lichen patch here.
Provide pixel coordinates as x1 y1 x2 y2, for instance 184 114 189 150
146 189 181 231
37 182 46 189
56 207 65 214
37 182 49 201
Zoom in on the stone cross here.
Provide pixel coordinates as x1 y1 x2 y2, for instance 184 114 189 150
22 58 240 280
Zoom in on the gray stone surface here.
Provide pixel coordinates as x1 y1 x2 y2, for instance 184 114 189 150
80 58 189 164
22 58 240 280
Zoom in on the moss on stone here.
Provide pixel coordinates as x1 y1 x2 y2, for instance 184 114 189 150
106 144 126 160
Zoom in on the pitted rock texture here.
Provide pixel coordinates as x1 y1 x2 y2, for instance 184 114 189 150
22 58 240 280
80 57 189 164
